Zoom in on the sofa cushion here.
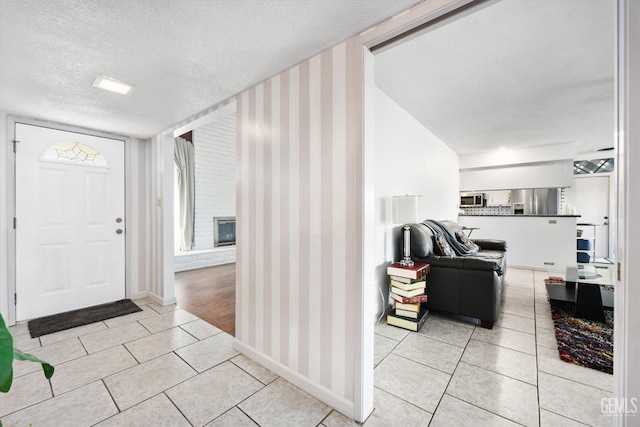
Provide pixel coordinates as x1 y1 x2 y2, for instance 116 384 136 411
433 233 456 257
455 230 480 252
409 223 435 258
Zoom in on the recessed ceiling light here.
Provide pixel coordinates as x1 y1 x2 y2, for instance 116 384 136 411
92 75 133 95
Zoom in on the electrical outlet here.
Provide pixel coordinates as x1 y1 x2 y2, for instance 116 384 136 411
156 197 163 207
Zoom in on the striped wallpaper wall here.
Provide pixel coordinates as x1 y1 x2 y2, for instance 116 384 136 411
236 40 361 406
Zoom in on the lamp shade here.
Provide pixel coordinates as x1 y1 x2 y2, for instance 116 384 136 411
392 195 423 224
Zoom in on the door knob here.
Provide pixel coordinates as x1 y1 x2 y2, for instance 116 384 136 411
116 218 123 223
116 229 123 234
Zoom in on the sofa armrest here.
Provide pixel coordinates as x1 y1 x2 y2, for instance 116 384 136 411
473 239 507 251
426 255 502 274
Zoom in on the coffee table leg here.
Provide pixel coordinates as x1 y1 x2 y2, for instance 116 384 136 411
575 283 605 322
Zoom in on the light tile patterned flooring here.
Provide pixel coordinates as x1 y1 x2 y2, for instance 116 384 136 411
1 268 614 426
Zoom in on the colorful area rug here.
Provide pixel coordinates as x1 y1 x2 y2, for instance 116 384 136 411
550 302 613 374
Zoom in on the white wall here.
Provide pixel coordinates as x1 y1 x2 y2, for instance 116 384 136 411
373 88 459 320
192 113 237 250
459 142 577 169
460 160 574 191
459 143 576 191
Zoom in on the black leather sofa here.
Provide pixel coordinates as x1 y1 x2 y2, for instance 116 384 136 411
409 220 507 328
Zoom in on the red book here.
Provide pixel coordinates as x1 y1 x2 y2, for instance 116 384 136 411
386 262 430 280
389 293 428 304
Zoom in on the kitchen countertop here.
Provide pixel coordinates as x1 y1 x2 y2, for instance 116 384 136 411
458 214 581 217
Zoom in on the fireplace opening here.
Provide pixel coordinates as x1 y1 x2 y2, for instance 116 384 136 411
214 217 236 247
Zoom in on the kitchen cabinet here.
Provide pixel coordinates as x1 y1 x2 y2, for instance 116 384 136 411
459 161 574 191
485 190 511 206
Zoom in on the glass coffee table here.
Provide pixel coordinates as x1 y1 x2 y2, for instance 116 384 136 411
543 262 614 321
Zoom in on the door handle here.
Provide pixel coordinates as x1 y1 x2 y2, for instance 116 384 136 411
116 218 123 223
116 229 123 234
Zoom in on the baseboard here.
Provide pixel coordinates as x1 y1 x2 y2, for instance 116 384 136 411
146 292 177 306
128 291 149 301
509 265 545 271
233 339 355 420
163 296 177 306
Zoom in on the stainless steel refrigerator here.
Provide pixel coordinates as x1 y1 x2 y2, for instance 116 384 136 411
511 188 560 215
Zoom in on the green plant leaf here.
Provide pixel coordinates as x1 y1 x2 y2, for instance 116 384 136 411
0 314 14 393
13 348 54 379
1 314 55 395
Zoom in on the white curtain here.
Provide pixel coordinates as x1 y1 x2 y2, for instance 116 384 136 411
174 137 195 251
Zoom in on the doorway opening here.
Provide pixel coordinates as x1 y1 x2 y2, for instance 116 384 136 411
171 102 237 335
565 154 616 264
370 0 616 321
365 0 618 423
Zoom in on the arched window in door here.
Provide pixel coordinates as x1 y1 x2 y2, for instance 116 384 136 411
40 141 108 168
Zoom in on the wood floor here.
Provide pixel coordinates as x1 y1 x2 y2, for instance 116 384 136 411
174 263 235 336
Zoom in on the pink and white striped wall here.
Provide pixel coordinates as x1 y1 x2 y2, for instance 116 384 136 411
232 0 468 419
234 40 361 413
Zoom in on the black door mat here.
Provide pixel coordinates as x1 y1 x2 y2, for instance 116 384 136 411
28 299 142 338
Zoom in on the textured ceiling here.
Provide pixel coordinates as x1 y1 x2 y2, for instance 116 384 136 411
375 0 615 155
0 0 420 138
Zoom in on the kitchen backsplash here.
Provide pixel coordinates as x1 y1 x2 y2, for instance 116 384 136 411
460 206 514 216
460 188 567 216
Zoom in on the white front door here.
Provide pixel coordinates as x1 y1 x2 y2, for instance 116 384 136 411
15 123 125 321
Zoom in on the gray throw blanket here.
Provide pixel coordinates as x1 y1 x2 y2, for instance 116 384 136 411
422 219 478 256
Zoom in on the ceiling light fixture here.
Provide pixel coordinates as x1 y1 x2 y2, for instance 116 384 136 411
92 75 133 95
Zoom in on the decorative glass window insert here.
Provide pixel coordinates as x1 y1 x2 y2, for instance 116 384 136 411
573 158 614 175
41 141 108 167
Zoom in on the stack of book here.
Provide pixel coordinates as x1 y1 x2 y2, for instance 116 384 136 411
386 262 430 331
544 275 565 285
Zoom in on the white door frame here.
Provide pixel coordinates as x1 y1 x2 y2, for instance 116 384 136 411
4 117 131 326
614 0 639 423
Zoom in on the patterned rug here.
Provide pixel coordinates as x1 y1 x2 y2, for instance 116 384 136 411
550 302 613 374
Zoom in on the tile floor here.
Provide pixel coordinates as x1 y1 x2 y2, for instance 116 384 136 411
1 268 614 426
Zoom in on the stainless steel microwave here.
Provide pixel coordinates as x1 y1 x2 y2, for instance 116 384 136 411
460 192 484 207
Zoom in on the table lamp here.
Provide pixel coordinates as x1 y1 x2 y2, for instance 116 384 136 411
392 195 423 266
